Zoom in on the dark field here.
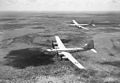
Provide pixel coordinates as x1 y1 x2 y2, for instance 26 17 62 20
0 12 120 83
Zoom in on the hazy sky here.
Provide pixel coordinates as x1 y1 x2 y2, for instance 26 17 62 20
0 0 120 11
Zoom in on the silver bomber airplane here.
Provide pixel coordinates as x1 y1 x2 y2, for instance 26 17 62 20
69 20 95 30
46 36 97 69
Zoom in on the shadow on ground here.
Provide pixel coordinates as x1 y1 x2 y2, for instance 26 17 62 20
4 48 56 69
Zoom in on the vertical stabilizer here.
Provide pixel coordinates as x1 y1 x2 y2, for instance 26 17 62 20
89 20 95 26
83 40 97 53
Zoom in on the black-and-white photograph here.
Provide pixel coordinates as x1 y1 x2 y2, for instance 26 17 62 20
0 0 120 83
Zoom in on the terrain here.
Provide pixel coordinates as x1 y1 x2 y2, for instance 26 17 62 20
0 12 120 83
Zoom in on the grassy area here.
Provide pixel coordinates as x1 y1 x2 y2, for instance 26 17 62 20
0 12 120 83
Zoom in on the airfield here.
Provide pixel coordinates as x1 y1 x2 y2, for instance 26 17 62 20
0 12 120 83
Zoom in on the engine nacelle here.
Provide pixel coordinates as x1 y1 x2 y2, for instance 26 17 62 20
52 41 58 49
59 53 68 60
53 42 57 46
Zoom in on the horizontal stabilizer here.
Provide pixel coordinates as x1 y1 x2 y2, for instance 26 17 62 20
90 49 97 53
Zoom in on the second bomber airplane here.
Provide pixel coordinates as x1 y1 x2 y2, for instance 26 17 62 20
69 20 95 30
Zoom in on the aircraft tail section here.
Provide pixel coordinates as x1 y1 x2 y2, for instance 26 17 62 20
83 40 97 53
89 20 95 26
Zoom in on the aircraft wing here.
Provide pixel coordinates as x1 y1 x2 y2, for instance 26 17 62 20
60 52 85 69
55 36 66 49
78 25 89 30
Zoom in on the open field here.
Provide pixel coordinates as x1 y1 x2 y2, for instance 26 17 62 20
0 12 120 83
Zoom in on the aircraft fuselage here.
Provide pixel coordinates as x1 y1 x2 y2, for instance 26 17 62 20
47 47 84 53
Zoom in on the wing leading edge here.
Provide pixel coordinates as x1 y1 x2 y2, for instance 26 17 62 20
60 52 85 69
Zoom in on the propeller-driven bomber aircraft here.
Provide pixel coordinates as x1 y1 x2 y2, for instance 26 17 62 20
69 20 95 30
46 36 97 69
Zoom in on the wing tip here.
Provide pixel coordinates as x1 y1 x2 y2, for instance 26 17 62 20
55 35 59 38
78 65 87 70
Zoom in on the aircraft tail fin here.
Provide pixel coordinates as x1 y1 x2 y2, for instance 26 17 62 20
89 20 95 26
83 40 97 53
